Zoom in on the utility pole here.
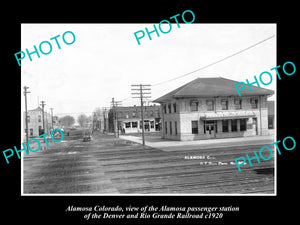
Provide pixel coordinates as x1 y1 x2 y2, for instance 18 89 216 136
131 84 151 146
111 98 122 137
40 101 46 133
23 86 30 144
103 107 107 133
50 108 54 130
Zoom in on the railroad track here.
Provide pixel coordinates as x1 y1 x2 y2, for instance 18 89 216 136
23 132 275 194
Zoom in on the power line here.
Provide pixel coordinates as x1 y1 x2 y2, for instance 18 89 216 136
152 34 275 86
55 112 95 116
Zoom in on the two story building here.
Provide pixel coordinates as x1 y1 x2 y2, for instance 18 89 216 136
154 77 274 141
24 106 53 138
109 105 161 133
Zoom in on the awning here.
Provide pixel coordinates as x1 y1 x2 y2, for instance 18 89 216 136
200 111 255 121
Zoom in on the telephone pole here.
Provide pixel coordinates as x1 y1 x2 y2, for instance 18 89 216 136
131 84 151 146
40 101 46 133
103 107 108 133
111 98 122 137
50 108 54 130
23 86 30 143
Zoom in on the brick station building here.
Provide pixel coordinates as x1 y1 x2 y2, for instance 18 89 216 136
154 77 274 141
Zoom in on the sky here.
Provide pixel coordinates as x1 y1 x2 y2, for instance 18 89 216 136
21 23 276 118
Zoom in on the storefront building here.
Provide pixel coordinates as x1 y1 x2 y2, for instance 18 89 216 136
110 105 161 134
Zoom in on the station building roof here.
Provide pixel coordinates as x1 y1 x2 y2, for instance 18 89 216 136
154 77 274 103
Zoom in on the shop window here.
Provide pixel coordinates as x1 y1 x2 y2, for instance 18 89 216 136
132 122 138 128
125 122 131 128
150 121 154 129
191 121 198 134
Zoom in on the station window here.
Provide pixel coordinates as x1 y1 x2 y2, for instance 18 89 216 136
234 99 242 110
231 119 238 132
190 101 198 111
222 120 229 132
268 116 274 129
168 104 172 113
221 99 228 110
251 98 258 109
165 122 168 134
206 100 214 111
191 121 198 134
240 119 247 131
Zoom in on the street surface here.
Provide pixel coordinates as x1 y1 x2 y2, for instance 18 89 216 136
23 130 274 194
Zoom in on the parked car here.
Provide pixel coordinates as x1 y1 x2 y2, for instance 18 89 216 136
83 130 93 142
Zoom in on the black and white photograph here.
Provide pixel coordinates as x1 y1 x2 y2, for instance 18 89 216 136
21 23 276 195
1 4 298 224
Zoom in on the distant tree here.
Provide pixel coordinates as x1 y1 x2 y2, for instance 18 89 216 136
59 115 75 127
77 114 88 127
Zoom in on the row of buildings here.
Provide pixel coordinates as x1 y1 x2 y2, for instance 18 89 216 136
24 106 59 138
24 77 275 141
108 105 161 134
